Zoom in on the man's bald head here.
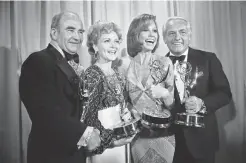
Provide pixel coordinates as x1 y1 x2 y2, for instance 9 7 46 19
51 11 82 31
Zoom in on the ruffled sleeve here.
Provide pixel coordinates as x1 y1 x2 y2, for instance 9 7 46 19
84 66 114 154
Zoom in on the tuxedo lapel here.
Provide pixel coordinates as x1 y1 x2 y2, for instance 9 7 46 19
187 48 204 96
186 48 197 95
47 44 79 88
187 47 206 74
47 44 82 117
56 59 79 88
187 48 198 75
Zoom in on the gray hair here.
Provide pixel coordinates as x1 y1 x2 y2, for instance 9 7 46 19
162 16 192 38
50 11 81 38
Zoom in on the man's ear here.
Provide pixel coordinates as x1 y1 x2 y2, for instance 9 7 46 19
188 31 192 42
162 32 167 44
163 37 167 44
50 28 58 40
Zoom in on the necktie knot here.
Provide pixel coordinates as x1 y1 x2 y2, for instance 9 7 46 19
169 55 186 64
63 50 79 63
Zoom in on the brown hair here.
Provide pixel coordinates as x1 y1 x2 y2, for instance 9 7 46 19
127 14 159 58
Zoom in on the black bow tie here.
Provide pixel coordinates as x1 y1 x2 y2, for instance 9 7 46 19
169 55 186 64
63 50 79 64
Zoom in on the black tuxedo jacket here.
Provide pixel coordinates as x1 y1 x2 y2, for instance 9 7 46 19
169 47 232 158
19 44 87 163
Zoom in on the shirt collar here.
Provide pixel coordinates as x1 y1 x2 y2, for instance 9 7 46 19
50 41 65 58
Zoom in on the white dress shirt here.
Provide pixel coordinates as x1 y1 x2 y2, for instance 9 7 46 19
170 48 189 103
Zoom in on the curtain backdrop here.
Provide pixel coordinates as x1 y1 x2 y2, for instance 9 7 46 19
0 1 245 163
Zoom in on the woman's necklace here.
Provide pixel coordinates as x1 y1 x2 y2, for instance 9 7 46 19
95 63 123 95
95 62 114 76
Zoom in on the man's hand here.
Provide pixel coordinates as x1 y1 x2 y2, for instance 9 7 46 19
185 96 203 114
86 128 101 151
150 84 169 99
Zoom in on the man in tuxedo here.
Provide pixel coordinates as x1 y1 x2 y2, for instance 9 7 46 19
162 17 232 163
19 12 101 163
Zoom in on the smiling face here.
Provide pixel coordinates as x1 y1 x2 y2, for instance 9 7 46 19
164 19 191 56
55 14 84 54
138 21 158 53
94 31 120 63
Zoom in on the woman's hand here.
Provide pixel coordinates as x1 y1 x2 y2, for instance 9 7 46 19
150 84 169 99
110 135 136 148
121 107 133 122
86 128 101 152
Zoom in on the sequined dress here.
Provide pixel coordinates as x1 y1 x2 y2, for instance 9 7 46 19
126 55 175 163
84 65 127 163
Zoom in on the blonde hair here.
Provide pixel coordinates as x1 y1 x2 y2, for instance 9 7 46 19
87 20 122 56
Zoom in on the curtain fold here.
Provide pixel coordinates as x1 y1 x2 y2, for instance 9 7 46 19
0 1 245 163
